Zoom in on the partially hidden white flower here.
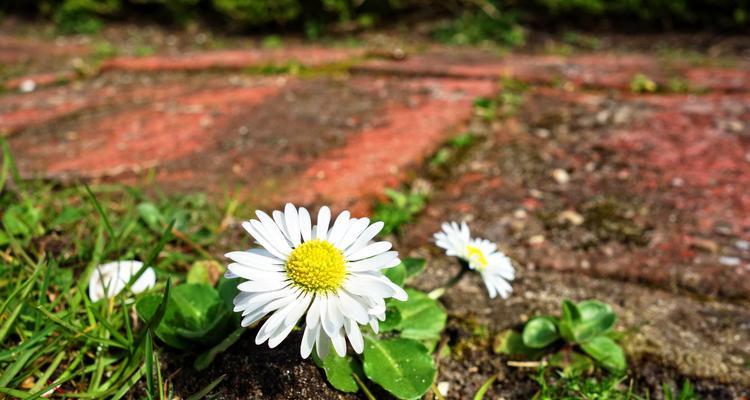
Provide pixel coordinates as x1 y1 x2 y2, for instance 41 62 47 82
225 203 407 359
88 261 157 302
434 222 515 299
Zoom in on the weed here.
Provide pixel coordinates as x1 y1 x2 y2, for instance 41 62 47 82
373 188 427 235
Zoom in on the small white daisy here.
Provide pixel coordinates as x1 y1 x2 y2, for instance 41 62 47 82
88 260 156 302
225 203 407 359
434 222 515 299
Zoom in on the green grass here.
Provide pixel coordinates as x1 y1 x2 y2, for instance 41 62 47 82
372 188 427 236
0 141 249 398
532 367 701 400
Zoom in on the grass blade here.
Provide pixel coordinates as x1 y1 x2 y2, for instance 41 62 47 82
145 332 155 400
187 374 226 400
84 184 116 241
473 374 497 400
194 328 245 370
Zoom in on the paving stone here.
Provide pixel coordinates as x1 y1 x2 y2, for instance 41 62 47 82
402 86 750 299
0 34 89 64
100 47 363 72
291 78 496 214
355 49 750 92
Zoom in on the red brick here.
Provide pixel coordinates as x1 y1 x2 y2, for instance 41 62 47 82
9 84 281 179
100 47 362 73
290 78 496 214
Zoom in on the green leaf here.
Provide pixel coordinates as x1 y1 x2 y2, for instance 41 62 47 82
313 352 359 393
216 277 239 309
137 202 165 231
169 284 231 344
493 330 546 359
379 303 402 332
559 300 580 342
580 336 626 372
574 300 617 342
522 317 560 349
136 295 190 350
384 264 406 287
187 264 209 285
136 283 231 349
402 258 426 280
363 336 436 400
392 289 446 344
561 300 581 322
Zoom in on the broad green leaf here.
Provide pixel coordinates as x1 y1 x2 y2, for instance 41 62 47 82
559 300 580 342
384 263 406 287
363 336 436 400
393 289 446 343
313 352 359 393
402 258 426 280
136 295 190 350
216 277 239 308
573 300 617 342
136 283 231 349
379 303 402 332
522 317 559 349
493 330 546 359
169 284 231 344
561 300 581 322
580 336 626 372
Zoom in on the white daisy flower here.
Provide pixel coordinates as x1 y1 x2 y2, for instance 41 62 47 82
88 260 156 302
225 203 407 359
434 222 515 299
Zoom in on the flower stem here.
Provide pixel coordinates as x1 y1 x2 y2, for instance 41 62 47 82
428 260 469 299
352 371 376 400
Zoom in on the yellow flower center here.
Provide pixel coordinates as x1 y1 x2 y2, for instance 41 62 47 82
286 239 346 293
465 245 488 270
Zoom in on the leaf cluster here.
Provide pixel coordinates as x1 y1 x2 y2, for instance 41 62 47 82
498 299 626 374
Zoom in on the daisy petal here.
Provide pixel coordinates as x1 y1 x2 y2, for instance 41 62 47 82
298 207 312 242
344 221 384 255
346 251 399 272
345 319 364 353
326 211 351 246
346 241 392 261
284 203 301 247
315 206 331 240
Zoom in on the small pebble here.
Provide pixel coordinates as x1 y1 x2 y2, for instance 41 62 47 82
690 238 719 253
719 256 741 266
558 210 584 226
19 79 36 93
437 381 450 397
552 168 570 184
528 235 545 245
727 120 745 133
513 209 528 219
535 128 550 138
